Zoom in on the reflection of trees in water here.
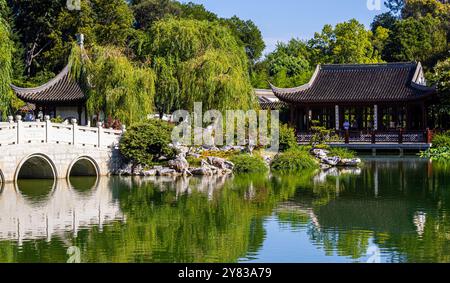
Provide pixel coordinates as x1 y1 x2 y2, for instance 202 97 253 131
3 158 450 263
275 158 450 262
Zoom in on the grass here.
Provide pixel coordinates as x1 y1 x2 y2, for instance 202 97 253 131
230 154 268 174
271 148 319 172
328 147 356 159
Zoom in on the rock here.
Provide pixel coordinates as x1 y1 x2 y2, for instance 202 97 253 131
312 149 330 159
132 164 144 176
172 145 189 158
321 156 341 166
168 155 189 172
224 160 235 170
207 156 227 169
158 168 178 176
339 158 362 167
190 166 213 176
142 169 157 176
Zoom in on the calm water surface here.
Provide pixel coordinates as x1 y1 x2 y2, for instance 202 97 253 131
1 157 450 263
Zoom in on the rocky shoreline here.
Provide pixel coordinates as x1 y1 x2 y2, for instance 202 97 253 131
115 146 362 177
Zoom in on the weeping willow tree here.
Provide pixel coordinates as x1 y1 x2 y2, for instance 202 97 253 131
69 45 156 125
148 18 256 114
180 49 255 112
0 7 14 119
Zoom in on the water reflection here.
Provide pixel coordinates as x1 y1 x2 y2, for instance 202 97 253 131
1 158 450 263
0 178 125 245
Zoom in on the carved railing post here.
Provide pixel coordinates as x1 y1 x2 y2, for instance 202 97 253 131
16 115 22 144
97 122 102 148
45 115 51 143
398 128 403 144
72 119 78 146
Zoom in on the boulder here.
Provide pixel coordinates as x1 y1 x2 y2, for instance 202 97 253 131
190 166 213 176
158 168 178 176
321 156 341 166
224 160 235 170
312 149 330 159
339 158 362 167
207 156 227 169
168 155 189 172
142 169 157 176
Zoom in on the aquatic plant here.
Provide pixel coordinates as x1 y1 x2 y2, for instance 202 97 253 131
230 154 268 174
271 148 319 172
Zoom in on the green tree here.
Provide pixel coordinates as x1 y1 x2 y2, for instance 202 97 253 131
222 16 266 64
148 18 255 113
119 119 175 167
384 15 447 68
0 3 14 118
74 45 155 125
131 0 182 30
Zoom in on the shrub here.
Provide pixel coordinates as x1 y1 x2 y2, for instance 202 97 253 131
230 154 268 174
271 148 318 172
328 147 356 159
432 133 450 148
119 119 176 166
279 124 298 151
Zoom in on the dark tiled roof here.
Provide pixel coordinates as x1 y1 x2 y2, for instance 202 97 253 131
11 64 86 105
270 62 436 104
259 101 287 110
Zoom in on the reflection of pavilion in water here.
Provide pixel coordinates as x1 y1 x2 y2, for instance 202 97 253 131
0 178 125 245
276 159 434 258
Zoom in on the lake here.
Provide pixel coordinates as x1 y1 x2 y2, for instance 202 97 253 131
1 157 450 263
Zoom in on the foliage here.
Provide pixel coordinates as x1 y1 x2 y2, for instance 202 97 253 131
271 148 319 172
119 119 175 166
420 147 450 161
279 124 298 151
432 58 450 111
230 154 268 174
73 45 155 125
310 120 335 146
221 16 265 64
8 0 136 81
328 147 356 159
431 132 450 148
50 116 64 123
0 9 14 118
383 15 447 67
148 18 255 113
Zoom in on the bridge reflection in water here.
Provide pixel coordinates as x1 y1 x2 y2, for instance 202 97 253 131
0 177 125 245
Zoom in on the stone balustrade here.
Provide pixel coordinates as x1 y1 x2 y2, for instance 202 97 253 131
0 115 124 149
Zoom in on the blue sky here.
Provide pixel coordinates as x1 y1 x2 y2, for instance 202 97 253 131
181 0 388 55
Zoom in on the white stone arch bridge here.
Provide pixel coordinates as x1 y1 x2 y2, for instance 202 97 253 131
0 116 123 183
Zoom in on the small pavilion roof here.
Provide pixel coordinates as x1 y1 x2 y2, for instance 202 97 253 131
270 62 436 104
11 64 86 106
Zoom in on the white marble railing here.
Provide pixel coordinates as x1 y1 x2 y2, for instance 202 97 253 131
0 115 124 149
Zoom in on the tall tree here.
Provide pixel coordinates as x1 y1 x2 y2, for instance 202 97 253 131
309 19 383 64
222 16 266 64
71 45 156 125
131 0 181 30
148 18 256 113
0 1 13 118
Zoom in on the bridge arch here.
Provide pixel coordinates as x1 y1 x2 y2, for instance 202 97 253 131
15 154 57 181
67 156 99 178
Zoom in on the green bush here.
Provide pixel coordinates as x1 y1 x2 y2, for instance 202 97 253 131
279 124 298 151
230 154 268 174
271 148 318 172
119 119 176 166
328 147 356 159
432 133 450 148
